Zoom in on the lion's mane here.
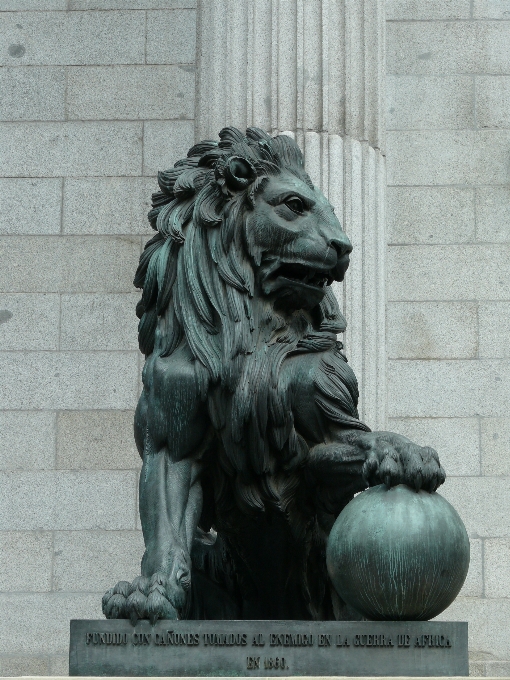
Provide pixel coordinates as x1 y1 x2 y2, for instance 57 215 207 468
135 127 368 518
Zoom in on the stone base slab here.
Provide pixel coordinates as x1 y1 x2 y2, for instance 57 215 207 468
69 620 468 677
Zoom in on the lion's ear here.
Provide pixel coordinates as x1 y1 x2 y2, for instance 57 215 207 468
224 156 257 192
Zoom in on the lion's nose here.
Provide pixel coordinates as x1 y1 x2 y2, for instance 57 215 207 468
330 237 352 259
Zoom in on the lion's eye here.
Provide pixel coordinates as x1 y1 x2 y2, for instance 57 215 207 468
284 196 306 215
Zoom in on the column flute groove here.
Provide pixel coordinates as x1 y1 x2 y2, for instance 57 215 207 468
195 0 386 428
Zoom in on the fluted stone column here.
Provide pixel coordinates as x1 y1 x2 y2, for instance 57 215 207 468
195 0 387 429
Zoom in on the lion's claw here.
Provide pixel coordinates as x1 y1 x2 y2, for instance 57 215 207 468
125 576 150 624
361 450 379 485
420 446 445 492
378 448 403 489
362 432 445 493
126 588 147 625
103 593 127 619
102 572 178 624
146 588 177 625
102 587 114 612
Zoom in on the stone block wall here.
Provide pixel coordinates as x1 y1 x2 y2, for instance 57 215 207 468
1 0 510 676
0 2 196 675
386 1 510 675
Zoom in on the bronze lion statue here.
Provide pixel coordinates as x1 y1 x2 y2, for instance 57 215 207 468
102 127 445 623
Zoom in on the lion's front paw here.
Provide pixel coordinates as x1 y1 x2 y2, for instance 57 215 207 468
362 434 445 493
102 573 178 625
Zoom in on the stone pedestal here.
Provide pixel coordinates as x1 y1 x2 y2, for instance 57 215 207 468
195 0 387 428
69 620 468 677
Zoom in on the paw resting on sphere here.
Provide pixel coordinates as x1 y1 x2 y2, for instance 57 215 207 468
102 573 178 624
361 435 446 493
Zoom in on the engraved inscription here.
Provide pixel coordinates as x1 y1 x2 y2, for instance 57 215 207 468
72 620 467 677
246 657 260 670
318 634 332 646
204 633 247 646
85 632 128 645
415 635 451 648
269 633 314 647
263 657 288 670
247 656 290 671
155 632 199 646
84 628 454 651
132 632 151 646
353 634 394 647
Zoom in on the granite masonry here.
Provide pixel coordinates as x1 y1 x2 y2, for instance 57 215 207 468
0 0 509 676
386 1 510 675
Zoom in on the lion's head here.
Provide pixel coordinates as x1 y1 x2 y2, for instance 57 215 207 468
135 127 351 378
135 126 365 520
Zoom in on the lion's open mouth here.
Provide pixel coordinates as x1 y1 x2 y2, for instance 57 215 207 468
273 263 334 290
